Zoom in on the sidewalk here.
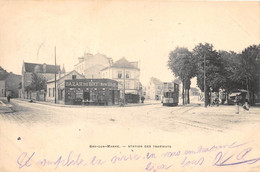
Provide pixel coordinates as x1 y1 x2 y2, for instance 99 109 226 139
0 99 13 113
12 98 160 108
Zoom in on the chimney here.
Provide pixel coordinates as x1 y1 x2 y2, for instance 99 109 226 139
43 63 47 73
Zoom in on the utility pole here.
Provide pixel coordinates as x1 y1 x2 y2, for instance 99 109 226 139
54 46 57 104
204 54 207 107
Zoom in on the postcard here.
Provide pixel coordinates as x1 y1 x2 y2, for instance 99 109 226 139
0 1 260 172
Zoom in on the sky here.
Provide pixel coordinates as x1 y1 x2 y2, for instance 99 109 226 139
0 1 259 86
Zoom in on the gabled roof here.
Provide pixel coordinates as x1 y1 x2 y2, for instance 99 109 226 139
150 77 163 85
24 62 60 73
47 70 85 83
101 57 139 71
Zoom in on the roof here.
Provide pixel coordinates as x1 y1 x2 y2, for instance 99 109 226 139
24 62 60 73
74 53 113 67
47 70 85 83
150 77 163 85
101 57 139 71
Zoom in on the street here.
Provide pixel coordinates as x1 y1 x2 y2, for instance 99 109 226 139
0 98 260 172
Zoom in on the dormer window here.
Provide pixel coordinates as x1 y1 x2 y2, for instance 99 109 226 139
72 75 77 80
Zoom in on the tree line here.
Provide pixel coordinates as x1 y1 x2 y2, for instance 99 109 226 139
168 43 260 106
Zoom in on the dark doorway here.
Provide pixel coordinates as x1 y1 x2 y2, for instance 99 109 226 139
83 92 90 101
112 90 115 104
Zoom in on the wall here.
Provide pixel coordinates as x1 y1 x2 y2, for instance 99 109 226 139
46 71 85 103
0 80 5 97
75 54 111 79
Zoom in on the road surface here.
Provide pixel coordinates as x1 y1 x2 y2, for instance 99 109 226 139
0 98 260 172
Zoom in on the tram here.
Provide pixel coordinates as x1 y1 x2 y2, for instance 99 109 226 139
162 82 179 106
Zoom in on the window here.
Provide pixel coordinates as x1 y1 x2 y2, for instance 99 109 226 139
53 88 55 97
118 71 122 78
49 88 51 97
72 75 77 80
126 71 130 78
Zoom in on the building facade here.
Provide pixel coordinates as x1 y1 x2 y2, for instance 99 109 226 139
144 77 163 100
0 66 8 97
74 53 113 78
5 73 22 98
0 80 5 97
21 62 62 99
46 70 85 104
64 79 120 105
101 57 141 102
0 66 21 97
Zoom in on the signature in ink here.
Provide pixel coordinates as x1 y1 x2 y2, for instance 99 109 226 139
214 147 260 166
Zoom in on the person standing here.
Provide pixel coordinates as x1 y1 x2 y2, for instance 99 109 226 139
234 95 240 114
7 94 11 103
141 96 145 103
243 99 249 111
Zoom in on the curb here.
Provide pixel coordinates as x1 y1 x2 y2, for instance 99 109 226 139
12 98 158 108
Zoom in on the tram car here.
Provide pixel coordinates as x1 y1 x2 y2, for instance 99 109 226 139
162 82 179 106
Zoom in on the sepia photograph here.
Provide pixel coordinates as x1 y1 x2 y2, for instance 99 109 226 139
0 0 260 171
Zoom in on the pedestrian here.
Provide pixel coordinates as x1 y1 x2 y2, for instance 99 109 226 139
243 99 249 112
234 95 240 114
7 94 11 102
141 96 145 103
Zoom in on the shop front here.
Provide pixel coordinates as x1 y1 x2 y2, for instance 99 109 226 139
65 79 120 105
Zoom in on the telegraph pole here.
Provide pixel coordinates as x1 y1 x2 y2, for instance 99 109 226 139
54 46 57 104
204 54 207 107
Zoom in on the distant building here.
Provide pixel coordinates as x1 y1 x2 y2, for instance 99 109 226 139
101 57 141 102
21 62 62 99
5 73 22 98
190 87 200 96
74 53 113 79
0 66 8 97
46 70 85 104
144 77 163 100
0 80 5 97
0 66 21 97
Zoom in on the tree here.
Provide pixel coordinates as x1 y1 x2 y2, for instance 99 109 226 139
232 44 260 105
193 43 223 106
219 50 241 92
25 73 46 92
168 47 196 105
